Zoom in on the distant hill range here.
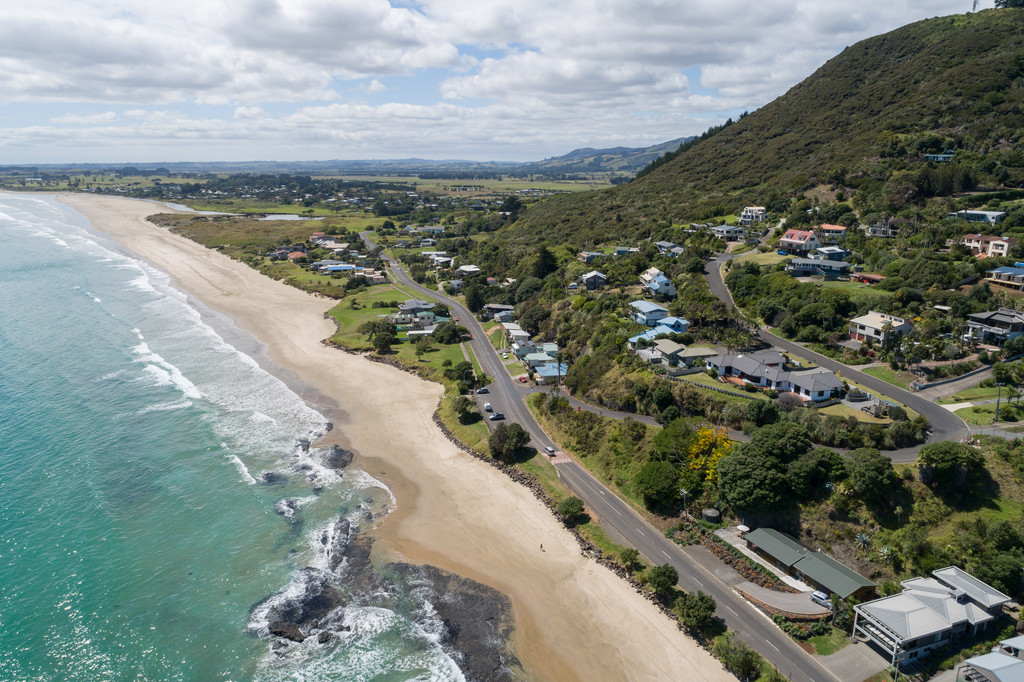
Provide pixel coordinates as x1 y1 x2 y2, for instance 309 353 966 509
0 138 691 179
504 8 1024 247
518 137 692 175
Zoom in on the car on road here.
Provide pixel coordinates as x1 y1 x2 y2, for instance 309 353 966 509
488 413 505 421
518 376 527 383
476 387 489 394
484 403 492 412
544 446 555 454
454 316 459 321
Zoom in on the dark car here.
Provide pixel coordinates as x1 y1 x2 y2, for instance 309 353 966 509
488 413 505 421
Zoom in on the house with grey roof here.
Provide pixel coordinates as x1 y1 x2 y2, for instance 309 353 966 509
705 350 843 402
786 258 851 279
853 567 1011 667
629 301 669 326
579 270 607 290
744 528 875 601
967 308 1024 346
956 635 1024 682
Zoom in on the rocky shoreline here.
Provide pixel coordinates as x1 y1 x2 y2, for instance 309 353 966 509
252 440 521 681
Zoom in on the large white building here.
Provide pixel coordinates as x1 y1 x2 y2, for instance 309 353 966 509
853 567 1011 667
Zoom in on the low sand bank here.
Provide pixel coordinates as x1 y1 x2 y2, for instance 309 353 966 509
58 193 730 682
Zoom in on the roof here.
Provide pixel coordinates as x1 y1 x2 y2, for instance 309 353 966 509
680 346 717 359
1003 635 1024 651
653 339 686 356
793 551 875 599
581 270 607 279
856 571 1005 643
660 316 689 328
535 362 569 377
629 325 676 344
819 223 847 232
746 528 806 567
969 308 1024 325
932 566 1011 609
961 652 1024 682
630 301 668 314
990 266 1024 276
789 258 850 268
788 368 845 394
850 311 909 330
781 229 816 242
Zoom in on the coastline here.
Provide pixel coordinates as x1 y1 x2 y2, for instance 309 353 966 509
56 192 731 682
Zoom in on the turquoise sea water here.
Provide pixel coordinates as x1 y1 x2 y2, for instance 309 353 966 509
0 194 463 681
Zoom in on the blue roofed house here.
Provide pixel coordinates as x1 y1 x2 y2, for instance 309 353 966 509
659 316 690 334
986 266 1024 291
629 301 669 326
628 325 675 348
535 362 570 385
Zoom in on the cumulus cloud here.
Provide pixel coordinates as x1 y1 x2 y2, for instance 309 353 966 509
0 0 998 162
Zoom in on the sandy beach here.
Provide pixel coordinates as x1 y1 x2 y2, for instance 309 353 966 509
58 192 731 682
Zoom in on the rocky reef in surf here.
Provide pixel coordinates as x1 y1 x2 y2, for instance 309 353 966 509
251 504 520 681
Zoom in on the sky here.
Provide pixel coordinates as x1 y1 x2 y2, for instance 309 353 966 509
0 0 995 164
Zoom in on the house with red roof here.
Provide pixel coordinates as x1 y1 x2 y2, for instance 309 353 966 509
779 229 820 255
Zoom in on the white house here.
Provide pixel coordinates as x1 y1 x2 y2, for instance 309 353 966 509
639 267 676 297
949 210 1006 225
739 206 767 225
959 234 1019 258
779 229 821 254
849 311 913 344
853 567 1011 667
817 224 847 243
711 224 745 241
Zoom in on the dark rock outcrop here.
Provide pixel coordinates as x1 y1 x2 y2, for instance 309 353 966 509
323 445 353 470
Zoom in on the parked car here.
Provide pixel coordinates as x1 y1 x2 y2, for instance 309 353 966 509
544 446 555 454
484 403 492 412
488 413 505 421
518 376 527 383
501 352 508 359
476 387 489 394
811 591 831 608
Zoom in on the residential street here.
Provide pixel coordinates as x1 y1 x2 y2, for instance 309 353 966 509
361 232 839 682
704 251 970 462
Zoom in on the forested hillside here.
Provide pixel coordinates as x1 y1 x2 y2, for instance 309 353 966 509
496 9 1024 252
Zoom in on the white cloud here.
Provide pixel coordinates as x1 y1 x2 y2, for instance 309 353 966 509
50 111 118 124
0 0 999 162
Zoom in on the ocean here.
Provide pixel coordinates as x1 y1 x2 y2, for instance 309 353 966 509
0 193 483 681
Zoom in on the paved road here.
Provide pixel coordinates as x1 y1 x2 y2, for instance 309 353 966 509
705 252 969 462
362 233 837 682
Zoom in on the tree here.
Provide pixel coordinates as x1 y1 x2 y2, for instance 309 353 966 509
453 396 474 424
464 283 486 313
488 422 530 463
674 590 717 634
414 335 432 360
619 547 640 573
373 330 394 354
917 441 984 489
647 564 679 596
717 446 788 512
848 448 899 506
532 245 558 279
748 421 811 462
633 459 679 510
556 496 585 525
745 400 779 427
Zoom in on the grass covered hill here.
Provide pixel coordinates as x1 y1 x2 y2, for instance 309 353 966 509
503 9 1024 248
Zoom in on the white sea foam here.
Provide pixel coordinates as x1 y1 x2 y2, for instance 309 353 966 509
340 469 396 507
133 342 203 400
227 454 258 485
136 399 193 414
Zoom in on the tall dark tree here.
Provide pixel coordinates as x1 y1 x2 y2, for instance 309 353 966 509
532 244 558 279
464 284 486 313
647 564 679 596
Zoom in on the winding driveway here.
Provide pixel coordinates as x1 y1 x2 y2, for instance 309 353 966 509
704 252 969 461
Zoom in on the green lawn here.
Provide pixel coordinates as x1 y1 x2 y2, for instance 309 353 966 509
806 626 851 656
818 280 894 300
955 401 1024 425
862 366 914 390
437 394 491 455
939 384 1001 404
736 251 788 266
